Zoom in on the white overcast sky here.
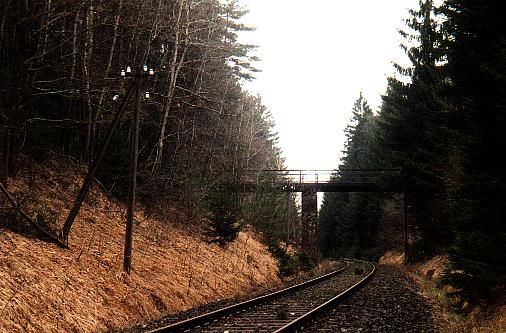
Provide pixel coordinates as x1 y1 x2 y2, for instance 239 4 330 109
238 0 418 170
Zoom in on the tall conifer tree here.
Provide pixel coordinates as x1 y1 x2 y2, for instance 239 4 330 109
318 93 379 258
440 0 506 306
376 0 450 258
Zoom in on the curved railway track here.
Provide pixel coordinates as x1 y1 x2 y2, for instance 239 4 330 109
148 259 375 333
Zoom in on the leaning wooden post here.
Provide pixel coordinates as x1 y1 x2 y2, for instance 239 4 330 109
60 83 135 245
123 78 141 274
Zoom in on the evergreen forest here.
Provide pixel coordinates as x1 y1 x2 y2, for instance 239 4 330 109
0 0 504 317
318 0 505 309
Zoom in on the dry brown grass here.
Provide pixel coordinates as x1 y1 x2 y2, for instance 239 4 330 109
378 250 405 265
0 158 280 332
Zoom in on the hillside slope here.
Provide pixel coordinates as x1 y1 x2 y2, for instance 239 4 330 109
0 158 280 333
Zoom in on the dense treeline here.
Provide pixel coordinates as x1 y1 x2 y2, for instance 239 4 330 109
318 0 505 309
0 1 298 250
317 94 381 259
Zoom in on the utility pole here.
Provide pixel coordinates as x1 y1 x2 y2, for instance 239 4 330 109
60 64 154 269
122 65 155 273
123 76 142 274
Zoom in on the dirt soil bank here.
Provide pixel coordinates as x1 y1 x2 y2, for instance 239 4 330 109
0 158 280 333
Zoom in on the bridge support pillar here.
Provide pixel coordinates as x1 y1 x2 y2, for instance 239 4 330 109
301 190 318 262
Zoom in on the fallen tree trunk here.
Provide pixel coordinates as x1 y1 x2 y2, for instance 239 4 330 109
0 182 66 247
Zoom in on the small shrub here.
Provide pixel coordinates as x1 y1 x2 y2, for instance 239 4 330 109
269 245 298 276
269 245 316 276
298 252 315 272
205 192 241 247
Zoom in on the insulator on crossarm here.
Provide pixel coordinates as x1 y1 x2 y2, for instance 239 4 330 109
145 92 150 99
126 66 132 73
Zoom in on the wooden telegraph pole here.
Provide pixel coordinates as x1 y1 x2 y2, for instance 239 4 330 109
123 76 141 274
59 64 153 270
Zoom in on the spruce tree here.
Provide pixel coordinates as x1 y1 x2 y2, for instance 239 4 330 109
207 191 242 247
375 0 450 258
318 93 378 259
440 0 506 307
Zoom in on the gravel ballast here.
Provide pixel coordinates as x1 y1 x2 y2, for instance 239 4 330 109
308 265 438 333
115 262 348 332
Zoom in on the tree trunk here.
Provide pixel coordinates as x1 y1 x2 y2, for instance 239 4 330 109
0 182 65 247
70 9 81 79
153 0 189 171
97 0 124 112
0 0 11 51
0 128 8 191
83 2 95 163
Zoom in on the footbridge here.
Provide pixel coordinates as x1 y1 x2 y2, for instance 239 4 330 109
233 169 404 261
239 169 402 192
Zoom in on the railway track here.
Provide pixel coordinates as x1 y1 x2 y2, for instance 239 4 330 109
148 259 375 333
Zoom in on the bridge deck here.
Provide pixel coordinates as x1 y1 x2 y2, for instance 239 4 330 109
223 169 403 193
238 182 383 192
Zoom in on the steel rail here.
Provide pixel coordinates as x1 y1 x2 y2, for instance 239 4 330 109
273 259 376 333
147 261 350 333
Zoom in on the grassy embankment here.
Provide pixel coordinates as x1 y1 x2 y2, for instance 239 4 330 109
0 157 280 333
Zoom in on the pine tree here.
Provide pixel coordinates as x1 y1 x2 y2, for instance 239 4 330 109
206 191 241 247
440 0 506 307
375 0 451 258
342 93 375 169
318 93 379 259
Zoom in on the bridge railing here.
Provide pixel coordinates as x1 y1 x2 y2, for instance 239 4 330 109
244 169 402 185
